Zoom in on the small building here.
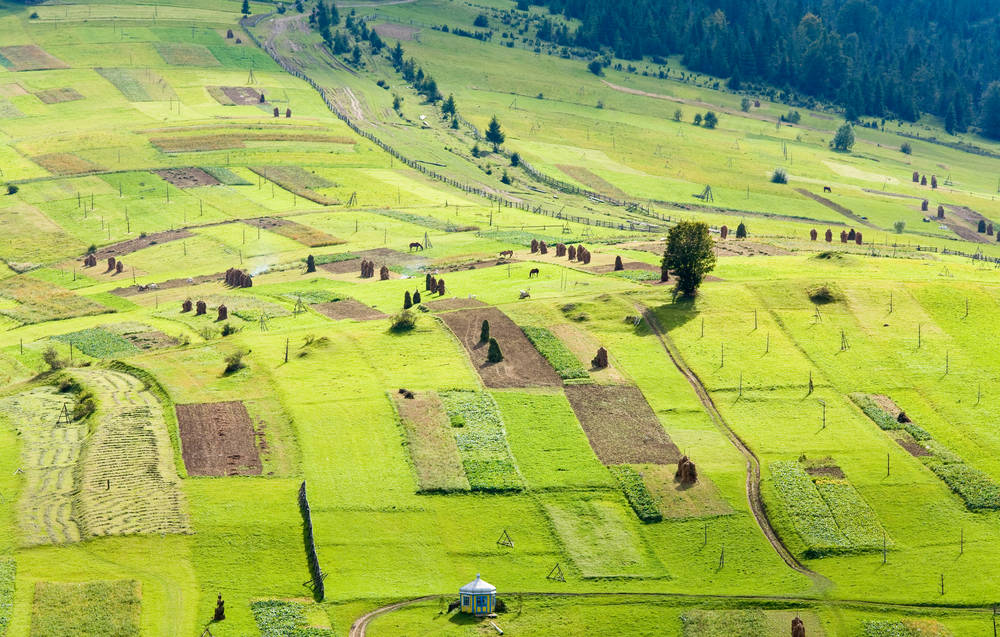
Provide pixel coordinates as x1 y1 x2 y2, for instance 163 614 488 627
459 574 496 617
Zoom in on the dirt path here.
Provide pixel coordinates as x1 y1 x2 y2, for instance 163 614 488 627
795 188 880 230
349 595 437 637
349 590 996 636
635 303 830 589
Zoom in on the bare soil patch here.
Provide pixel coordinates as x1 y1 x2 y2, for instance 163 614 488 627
585 261 659 274
425 297 487 312
109 272 222 297
714 241 792 257
892 431 932 457
942 205 994 244
0 45 67 71
319 248 424 275
438 306 561 388
871 394 904 419
176 401 262 476
314 299 386 321
32 153 103 176
87 229 194 262
154 167 220 188
556 164 628 200
437 259 505 273
246 217 343 247
795 188 879 230
215 85 263 105
34 87 83 104
0 83 27 96
373 23 419 41
805 466 846 479
564 384 680 465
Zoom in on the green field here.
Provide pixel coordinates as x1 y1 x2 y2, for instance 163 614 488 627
1 0 1000 634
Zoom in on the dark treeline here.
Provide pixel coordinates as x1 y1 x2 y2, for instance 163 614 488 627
526 0 1000 135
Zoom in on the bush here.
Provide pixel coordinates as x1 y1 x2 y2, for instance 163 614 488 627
500 170 511 185
220 323 238 337
770 168 788 184
900 142 912 154
510 152 520 167
42 346 65 371
73 391 96 421
807 285 839 305
587 60 603 76
609 465 661 522
893 220 906 233
223 350 247 374
390 310 417 332
6 184 18 195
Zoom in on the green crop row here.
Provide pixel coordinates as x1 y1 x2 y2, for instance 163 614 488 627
814 479 888 550
52 328 138 359
608 465 661 522
439 391 522 492
201 166 252 186
862 619 952 636
521 326 589 380
311 253 358 266
252 600 332 637
849 394 931 440
0 558 13 636
770 462 850 557
929 463 1000 511
680 609 769 637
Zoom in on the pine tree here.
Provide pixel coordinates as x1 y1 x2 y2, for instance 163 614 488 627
328 0 339 25
441 94 457 117
391 42 404 69
980 82 1000 140
242 0 251 16
403 291 412 309
487 338 503 363
945 103 956 135
485 116 505 152
480 319 490 343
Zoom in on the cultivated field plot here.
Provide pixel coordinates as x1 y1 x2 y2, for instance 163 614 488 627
0 559 12 633
31 153 103 176
0 387 82 545
30 580 141 637
439 391 523 491
394 391 470 492
251 600 334 636
318 248 424 276
542 497 665 578
207 85 263 105
0 45 67 71
109 272 221 297
107 322 177 351
153 42 220 67
33 88 83 104
73 369 189 538
95 67 177 102
0 276 110 325
680 609 826 637
153 167 220 188
439 307 561 388
175 401 262 476
89 229 194 261
640 464 733 520
313 299 386 321
521 325 589 380
564 384 680 465
150 132 354 153
52 328 138 359
247 217 343 247
769 461 888 558
425 297 487 311
249 166 339 206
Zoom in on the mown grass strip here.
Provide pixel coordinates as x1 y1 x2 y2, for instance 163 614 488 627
29 580 141 637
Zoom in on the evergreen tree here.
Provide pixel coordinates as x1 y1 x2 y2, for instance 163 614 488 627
242 0 250 16
945 103 956 135
485 116 505 152
487 338 503 363
368 30 384 54
352 45 362 65
661 221 716 297
441 94 457 117
391 42 405 69
480 319 490 343
980 82 1000 141
328 1 339 25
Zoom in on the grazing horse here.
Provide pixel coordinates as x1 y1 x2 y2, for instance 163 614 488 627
499 250 513 259
823 186 832 193
528 268 540 278
409 242 424 252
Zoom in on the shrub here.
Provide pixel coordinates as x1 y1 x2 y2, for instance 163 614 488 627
403 290 412 309
42 346 65 371
587 60 603 76
500 170 511 185
6 184 18 195
223 350 247 374
220 323 238 337
893 221 906 234
390 310 417 332
807 285 839 304
900 142 912 154
609 465 661 522
73 391 96 421
486 337 503 363
510 152 520 167
771 168 788 184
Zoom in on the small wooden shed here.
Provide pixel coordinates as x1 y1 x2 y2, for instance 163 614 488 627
459 574 496 617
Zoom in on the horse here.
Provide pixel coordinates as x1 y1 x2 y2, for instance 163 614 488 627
499 250 513 259
409 242 424 252
823 186 832 193
528 268 539 278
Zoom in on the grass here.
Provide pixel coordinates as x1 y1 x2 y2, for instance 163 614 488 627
0 559 13 635
521 325 589 380
29 580 141 637
679 609 768 637
609 465 662 523
251 600 333 637
0 277 110 325
393 392 470 493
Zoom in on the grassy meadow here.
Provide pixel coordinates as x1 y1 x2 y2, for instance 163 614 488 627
1 0 1000 634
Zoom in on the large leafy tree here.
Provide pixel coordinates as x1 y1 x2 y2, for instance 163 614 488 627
661 221 716 297
832 123 855 152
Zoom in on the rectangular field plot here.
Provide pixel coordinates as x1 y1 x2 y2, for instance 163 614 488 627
439 391 523 492
439 307 561 388
31 153 103 176
74 369 189 538
153 42 220 67
314 299 386 321
95 68 177 102
0 276 110 325
175 401 262 476
542 497 665 578
248 217 343 247
52 328 138 359
639 464 733 520
252 600 333 636
153 167 220 188
564 384 680 465
208 85 263 105
394 392 470 493
0 45 67 71
769 461 888 558
680 609 826 637
34 87 83 104
0 387 82 545
249 166 339 206
30 580 140 637
521 326 589 380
